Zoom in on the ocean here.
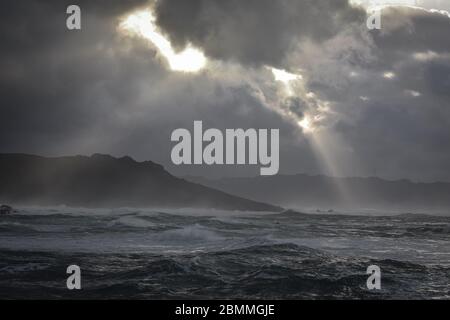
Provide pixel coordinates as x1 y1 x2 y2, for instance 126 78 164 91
0 207 449 299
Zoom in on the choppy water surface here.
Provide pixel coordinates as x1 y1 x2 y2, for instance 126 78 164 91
0 208 449 299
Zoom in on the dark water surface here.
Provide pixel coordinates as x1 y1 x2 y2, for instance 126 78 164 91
0 208 449 299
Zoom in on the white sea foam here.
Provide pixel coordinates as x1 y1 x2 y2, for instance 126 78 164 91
155 224 224 242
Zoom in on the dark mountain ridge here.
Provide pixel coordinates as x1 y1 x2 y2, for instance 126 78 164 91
0 153 280 211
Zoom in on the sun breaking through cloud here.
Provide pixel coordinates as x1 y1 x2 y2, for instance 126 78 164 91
120 9 207 73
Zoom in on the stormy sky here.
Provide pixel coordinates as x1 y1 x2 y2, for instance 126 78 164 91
1 0 449 182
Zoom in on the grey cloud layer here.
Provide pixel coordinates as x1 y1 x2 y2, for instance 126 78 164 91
298 7 450 181
1 1 449 181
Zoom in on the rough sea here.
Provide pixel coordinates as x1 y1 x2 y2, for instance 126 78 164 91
0 207 449 299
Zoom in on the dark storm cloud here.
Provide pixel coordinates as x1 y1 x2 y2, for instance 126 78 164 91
154 0 366 67
0 0 307 177
426 60 450 97
282 98 306 118
1 1 450 181
0 0 156 152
